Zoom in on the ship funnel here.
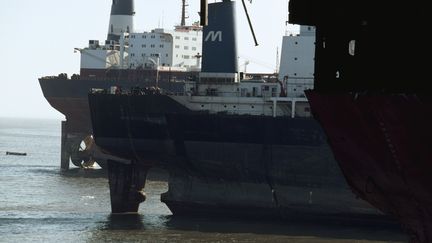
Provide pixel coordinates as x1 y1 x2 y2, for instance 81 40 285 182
200 0 238 82
107 0 135 41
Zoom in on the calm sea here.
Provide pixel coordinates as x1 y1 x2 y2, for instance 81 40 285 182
0 117 408 242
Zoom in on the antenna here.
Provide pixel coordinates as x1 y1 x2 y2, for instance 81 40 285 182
244 60 250 73
275 47 280 74
200 0 208 26
181 0 189 26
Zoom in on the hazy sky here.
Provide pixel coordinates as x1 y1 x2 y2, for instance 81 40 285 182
0 0 298 119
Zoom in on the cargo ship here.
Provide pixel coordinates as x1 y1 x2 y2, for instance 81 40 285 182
288 0 431 242
38 0 203 169
88 0 388 222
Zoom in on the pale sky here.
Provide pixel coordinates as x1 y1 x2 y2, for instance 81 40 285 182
0 0 298 119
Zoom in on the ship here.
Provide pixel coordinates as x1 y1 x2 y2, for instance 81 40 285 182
288 0 431 242
38 0 203 169
87 0 390 223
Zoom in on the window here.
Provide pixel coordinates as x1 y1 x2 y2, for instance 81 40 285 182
151 44 155 48
192 37 197 41
192 47 197 51
184 46 189 50
184 37 189 40
130 44 133 47
142 44 146 48
160 44 164 48
175 45 180 49
349 40 356 56
151 35 155 38
175 36 180 39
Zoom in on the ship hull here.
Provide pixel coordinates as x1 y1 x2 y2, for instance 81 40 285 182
89 93 386 219
306 91 432 241
39 77 187 168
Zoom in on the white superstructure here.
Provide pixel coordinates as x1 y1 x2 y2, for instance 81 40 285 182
79 25 203 74
128 25 203 70
278 25 316 98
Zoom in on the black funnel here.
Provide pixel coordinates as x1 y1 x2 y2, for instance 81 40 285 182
201 0 238 74
111 0 134 15
107 0 135 42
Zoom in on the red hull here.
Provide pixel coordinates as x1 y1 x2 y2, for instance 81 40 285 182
306 91 432 242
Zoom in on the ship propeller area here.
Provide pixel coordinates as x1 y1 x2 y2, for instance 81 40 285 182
69 135 98 168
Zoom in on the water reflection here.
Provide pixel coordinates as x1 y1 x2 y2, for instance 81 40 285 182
87 213 408 242
103 214 146 230
163 214 407 242
60 167 108 179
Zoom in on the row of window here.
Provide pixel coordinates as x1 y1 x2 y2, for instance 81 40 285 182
130 34 198 41
175 36 198 41
131 44 197 51
129 53 196 59
130 53 170 57
130 44 165 48
174 45 197 51
129 63 170 67
131 35 163 39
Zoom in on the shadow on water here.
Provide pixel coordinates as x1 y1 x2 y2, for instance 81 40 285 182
102 214 146 230
57 166 168 180
60 167 108 179
162 214 408 242
94 213 408 242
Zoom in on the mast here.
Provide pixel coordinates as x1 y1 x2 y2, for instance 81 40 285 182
181 0 188 26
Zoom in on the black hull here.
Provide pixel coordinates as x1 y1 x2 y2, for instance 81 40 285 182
38 77 187 169
89 93 386 219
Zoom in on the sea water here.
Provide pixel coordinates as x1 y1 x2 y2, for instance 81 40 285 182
0 117 407 242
